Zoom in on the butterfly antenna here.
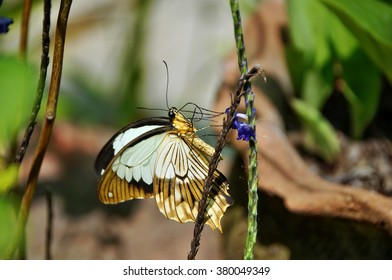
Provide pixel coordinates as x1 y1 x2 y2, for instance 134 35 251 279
193 105 204 122
163 60 170 110
180 102 224 120
136 106 168 113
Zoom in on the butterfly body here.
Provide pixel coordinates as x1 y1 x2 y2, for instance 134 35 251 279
95 107 232 231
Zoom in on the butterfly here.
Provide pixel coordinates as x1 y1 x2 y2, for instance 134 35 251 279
94 107 233 231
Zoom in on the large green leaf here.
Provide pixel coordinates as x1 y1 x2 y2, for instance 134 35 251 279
320 0 392 83
327 8 358 59
291 99 340 162
285 46 307 94
286 0 342 111
340 49 382 138
287 0 331 67
0 55 37 144
302 61 334 110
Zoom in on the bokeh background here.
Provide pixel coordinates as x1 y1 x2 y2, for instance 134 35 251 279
1 0 391 259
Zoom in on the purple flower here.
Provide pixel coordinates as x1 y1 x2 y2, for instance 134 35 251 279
226 110 256 141
0 17 13 34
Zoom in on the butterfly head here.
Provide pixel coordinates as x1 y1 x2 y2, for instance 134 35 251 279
168 107 196 135
168 107 177 119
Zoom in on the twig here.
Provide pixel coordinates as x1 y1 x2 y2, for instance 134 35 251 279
12 0 51 260
16 0 51 164
230 0 259 260
187 66 260 260
45 188 53 260
19 0 32 58
5 0 73 259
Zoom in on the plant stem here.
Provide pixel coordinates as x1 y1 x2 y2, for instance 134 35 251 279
5 0 73 259
187 66 260 260
16 0 51 164
230 0 259 260
45 188 53 260
19 0 32 58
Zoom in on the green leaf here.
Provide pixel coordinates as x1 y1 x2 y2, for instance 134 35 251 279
0 55 37 145
328 9 358 59
0 164 19 193
320 0 392 83
0 196 18 257
302 67 333 109
285 46 308 94
287 0 331 67
340 49 382 138
286 0 337 110
291 99 340 162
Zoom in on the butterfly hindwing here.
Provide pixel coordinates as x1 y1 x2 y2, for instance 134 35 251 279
98 168 154 203
153 133 232 231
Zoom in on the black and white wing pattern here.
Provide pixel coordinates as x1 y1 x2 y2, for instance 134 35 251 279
95 108 233 231
95 118 171 203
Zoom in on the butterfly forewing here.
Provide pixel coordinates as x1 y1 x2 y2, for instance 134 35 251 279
95 117 171 175
96 119 171 204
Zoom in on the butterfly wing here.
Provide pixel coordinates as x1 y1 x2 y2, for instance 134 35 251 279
153 133 233 232
96 111 233 231
96 118 172 204
95 117 172 175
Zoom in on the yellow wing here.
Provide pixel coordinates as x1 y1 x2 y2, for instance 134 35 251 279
98 168 154 203
153 133 232 232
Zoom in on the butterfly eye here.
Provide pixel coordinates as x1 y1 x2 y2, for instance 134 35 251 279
168 108 176 119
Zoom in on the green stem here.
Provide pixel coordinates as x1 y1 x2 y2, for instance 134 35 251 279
187 66 260 260
230 0 259 260
16 0 51 164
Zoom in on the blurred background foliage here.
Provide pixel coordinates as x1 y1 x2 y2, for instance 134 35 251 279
0 0 391 259
286 0 392 161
